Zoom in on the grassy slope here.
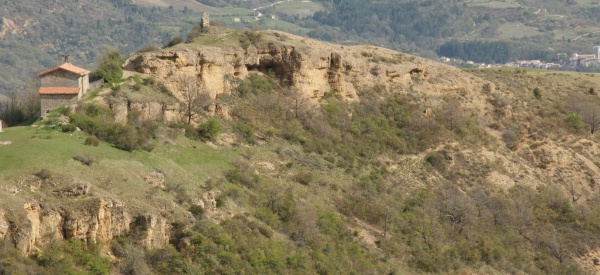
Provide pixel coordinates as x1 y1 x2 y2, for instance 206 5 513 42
0 124 234 213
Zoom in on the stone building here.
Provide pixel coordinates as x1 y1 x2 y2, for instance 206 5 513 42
201 13 210 30
37 62 90 116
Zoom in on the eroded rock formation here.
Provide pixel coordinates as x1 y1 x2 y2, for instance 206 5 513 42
1 198 170 255
123 30 487 109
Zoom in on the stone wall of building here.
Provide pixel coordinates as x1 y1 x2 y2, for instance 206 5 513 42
81 74 89 94
40 71 79 88
40 94 78 116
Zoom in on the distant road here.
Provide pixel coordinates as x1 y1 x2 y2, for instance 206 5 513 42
254 0 313 11
251 0 312 20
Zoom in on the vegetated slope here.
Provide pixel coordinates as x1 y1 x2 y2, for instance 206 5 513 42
279 0 600 61
2 30 600 274
132 0 216 11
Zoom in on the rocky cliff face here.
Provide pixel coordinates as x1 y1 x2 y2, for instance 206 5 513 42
123 31 489 111
0 198 171 255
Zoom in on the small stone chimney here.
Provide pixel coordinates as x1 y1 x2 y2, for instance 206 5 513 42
61 54 71 64
201 13 210 30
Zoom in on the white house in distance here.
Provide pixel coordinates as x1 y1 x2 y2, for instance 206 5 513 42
37 60 90 116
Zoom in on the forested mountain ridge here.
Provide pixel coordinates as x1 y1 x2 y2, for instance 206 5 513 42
303 0 600 62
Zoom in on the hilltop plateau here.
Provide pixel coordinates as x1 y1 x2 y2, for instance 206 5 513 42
1 29 600 274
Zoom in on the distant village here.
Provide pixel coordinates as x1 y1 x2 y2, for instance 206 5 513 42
440 45 600 70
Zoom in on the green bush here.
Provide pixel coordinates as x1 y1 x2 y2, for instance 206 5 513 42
239 31 263 49
35 239 110 275
235 122 254 143
293 170 314 186
197 118 222 141
142 77 154 86
91 48 123 83
71 103 157 152
163 37 183 48
189 205 204 219
61 123 76 133
55 106 71 116
34 168 52 180
533 87 542 99
237 74 274 96
135 45 159 53
565 113 584 131
73 154 99 166
425 151 446 172
84 135 100 146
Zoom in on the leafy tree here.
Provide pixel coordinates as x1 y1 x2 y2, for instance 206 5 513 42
91 48 123 83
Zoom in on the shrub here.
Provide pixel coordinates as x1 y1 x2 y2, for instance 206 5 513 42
533 87 542 100
34 168 52 180
55 106 71 116
226 159 260 187
370 66 380 76
135 45 159 53
163 37 183 48
245 31 262 44
235 122 254 143
81 103 112 118
425 151 446 172
589 87 597 95
293 170 314 186
71 104 156 152
36 239 110 274
61 123 76 133
91 48 123 83
190 205 204 219
237 74 274 96
239 31 262 49
73 154 99 166
197 118 222 141
142 77 154 86
156 82 173 96
502 126 520 150
565 113 584 132
84 135 101 146
187 24 203 42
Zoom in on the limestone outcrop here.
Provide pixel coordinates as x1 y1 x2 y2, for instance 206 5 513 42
123 30 488 109
1 198 170 255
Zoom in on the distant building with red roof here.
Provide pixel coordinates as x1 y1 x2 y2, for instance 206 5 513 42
38 57 90 116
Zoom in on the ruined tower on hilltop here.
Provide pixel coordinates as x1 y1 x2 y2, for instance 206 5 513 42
201 13 210 30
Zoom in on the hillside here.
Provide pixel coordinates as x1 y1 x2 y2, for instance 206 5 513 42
0 0 206 96
2 29 600 274
3 0 600 99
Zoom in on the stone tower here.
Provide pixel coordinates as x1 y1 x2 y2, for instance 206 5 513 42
201 13 210 30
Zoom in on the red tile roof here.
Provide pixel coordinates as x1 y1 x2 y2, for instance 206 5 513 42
37 63 90 77
38 87 80 95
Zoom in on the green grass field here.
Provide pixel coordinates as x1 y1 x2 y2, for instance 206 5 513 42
260 19 313 35
496 23 542 39
0 124 235 211
466 0 521 8
271 1 324 17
